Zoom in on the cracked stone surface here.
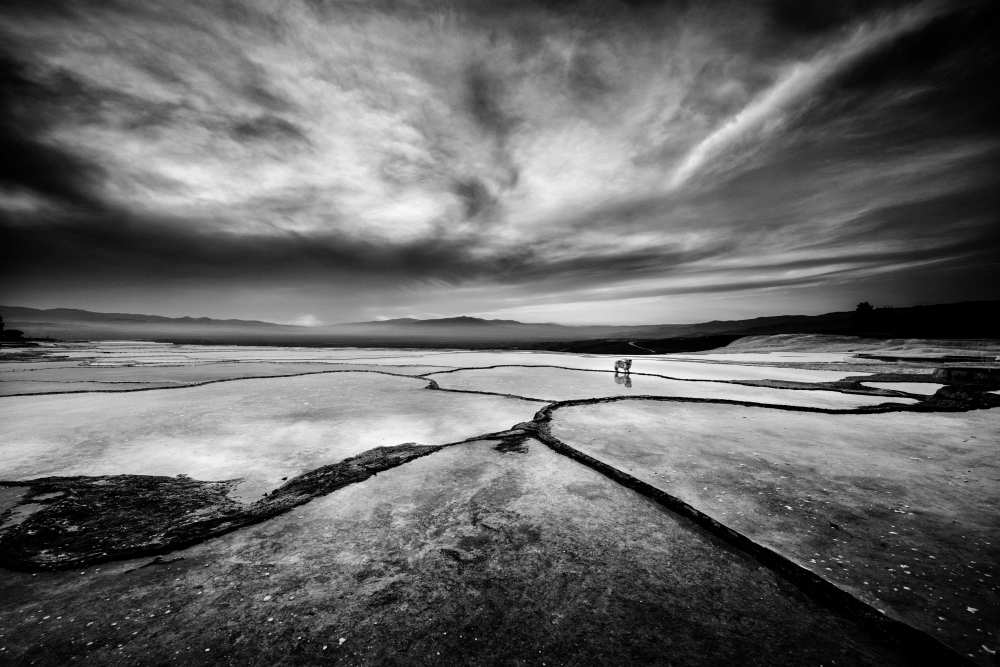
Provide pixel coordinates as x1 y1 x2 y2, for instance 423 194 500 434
0 440 916 665
0 372 543 501
37 341 871 381
428 365 917 407
0 441 458 571
547 400 1000 662
1 340 998 664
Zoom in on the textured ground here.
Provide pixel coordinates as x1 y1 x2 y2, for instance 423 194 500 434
427 365 916 408
547 401 999 658
0 373 542 501
0 440 918 666
1 338 998 664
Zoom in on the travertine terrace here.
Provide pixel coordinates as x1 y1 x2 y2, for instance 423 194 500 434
1 338 997 664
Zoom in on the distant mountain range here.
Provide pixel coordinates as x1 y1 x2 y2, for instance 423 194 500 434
3 300 998 352
1 306 283 328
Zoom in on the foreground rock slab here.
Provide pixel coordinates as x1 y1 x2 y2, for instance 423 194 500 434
0 440 921 665
0 442 450 571
0 372 543 500
546 399 999 662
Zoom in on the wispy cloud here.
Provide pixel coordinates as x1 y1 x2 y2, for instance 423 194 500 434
668 3 939 190
1 0 997 323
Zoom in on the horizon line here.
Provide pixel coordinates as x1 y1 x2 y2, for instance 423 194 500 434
3 298 997 330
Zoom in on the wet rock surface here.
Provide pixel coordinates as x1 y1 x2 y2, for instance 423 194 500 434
0 372 544 499
0 441 925 666
0 476 245 570
0 443 450 571
427 365 919 408
1 341 998 664
546 400 999 663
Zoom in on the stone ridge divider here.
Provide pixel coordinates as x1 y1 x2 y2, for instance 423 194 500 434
0 427 532 572
2 361 953 402
419 363 926 399
421 364 1000 411
5 384 924 575
1 363 994 660
428 386 921 415
3 369 983 573
526 396 978 667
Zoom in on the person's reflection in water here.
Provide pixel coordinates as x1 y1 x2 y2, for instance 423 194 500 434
614 373 633 389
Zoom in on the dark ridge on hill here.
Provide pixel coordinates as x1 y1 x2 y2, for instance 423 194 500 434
547 335 745 355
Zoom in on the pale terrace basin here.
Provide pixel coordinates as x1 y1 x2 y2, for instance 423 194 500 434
430 366 913 408
548 400 1000 660
0 372 543 501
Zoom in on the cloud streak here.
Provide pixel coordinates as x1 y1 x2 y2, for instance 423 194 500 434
668 3 939 190
0 0 997 324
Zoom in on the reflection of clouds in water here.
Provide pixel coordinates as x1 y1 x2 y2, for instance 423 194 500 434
79 413 446 491
614 374 632 389
0 373 543 494
8 414 447 503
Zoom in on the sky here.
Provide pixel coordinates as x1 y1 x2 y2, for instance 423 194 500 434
1 0 998 326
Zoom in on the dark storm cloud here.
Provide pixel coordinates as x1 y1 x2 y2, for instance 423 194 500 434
806 186 1000 252
566 48 614 102
0 129 106 212
0 203 731 288
0 54 106 210
242 82 298 113
810 4 1000 132
1 209 480 286
764 0 911 35
229 115 310 145
1 0 998 323
21 184 989 303
464 61 519 142
452 178 498 221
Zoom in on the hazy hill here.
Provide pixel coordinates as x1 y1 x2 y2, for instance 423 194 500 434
0 306 282 328
361 316 527 327
3 300 998 351
0 305 299 344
